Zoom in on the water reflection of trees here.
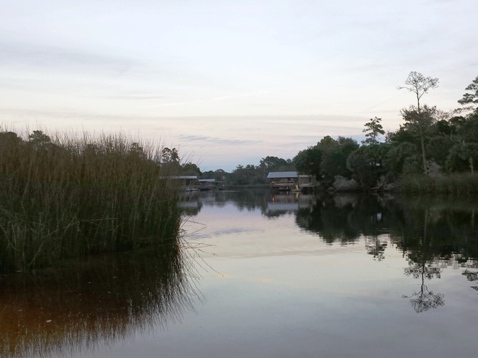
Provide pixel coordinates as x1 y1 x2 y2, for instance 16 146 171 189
390 206 442 311
403 262 445 313
181 190 478 307
184 191 478 263
179 190 272 216
365 236 388 261
392 198 478 307
0 241 195 358
293 194 478 258
392 197 478 259
401 227 445 312
461 255 478 294
295 193 478 311
295 194 395 244
224 189 270 213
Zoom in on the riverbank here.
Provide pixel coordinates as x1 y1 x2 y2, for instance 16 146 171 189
326 173 478 195
398 173 478 194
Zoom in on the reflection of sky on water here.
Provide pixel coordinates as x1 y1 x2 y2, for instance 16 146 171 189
6 191 478 358
102 241 477 358
174 193 478 358
169 193 478 358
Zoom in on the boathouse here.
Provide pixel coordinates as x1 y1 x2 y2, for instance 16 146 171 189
267 171 316 192
198 178 216 191
170 175 198 191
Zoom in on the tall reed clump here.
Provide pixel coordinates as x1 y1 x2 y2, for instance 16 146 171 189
399 173 478 195
0 129 183 273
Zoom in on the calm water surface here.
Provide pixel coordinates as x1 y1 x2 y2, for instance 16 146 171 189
1 190 478 358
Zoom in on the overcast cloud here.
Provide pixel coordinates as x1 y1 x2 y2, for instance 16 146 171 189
0 0 477 170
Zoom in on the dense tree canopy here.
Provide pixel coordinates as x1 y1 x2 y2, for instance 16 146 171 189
206 74 478 189
222 72 478 190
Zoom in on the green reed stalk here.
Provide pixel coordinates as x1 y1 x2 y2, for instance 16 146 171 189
0 129 183 273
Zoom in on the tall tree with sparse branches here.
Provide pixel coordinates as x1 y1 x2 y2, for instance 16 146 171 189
398 71 439 175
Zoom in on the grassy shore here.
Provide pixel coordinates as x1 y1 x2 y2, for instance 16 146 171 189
0 129 183 273
398 173 478 195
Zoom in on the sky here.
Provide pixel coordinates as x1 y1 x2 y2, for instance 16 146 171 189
0 0 477 171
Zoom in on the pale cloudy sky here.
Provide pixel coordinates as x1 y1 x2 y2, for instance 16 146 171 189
0 0 476 171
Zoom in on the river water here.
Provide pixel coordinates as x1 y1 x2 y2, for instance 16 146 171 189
1 190 478 358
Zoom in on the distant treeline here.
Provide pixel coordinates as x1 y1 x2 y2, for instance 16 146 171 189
197 73 478 193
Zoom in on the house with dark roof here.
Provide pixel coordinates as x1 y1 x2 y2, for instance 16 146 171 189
266 171 316 192
198 178 216 191
170 175 199 191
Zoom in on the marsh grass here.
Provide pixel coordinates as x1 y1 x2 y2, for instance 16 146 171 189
399 173 478 195
0 129 183 273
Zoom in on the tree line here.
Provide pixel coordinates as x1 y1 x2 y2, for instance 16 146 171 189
5 72 475 190
192 73 478 189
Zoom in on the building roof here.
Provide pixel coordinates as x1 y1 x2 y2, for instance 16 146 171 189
266 171 298 179
170 175 198 180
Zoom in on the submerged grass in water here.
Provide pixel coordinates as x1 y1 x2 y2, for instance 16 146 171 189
0 129 183 273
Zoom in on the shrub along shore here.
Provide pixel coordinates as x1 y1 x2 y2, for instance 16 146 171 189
397 173 478 195
0 129 183 273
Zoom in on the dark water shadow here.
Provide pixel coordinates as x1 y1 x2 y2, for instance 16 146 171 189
0 241 197 358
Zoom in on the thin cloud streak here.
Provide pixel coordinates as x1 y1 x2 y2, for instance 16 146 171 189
147 91 271 108
179 134 261 146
